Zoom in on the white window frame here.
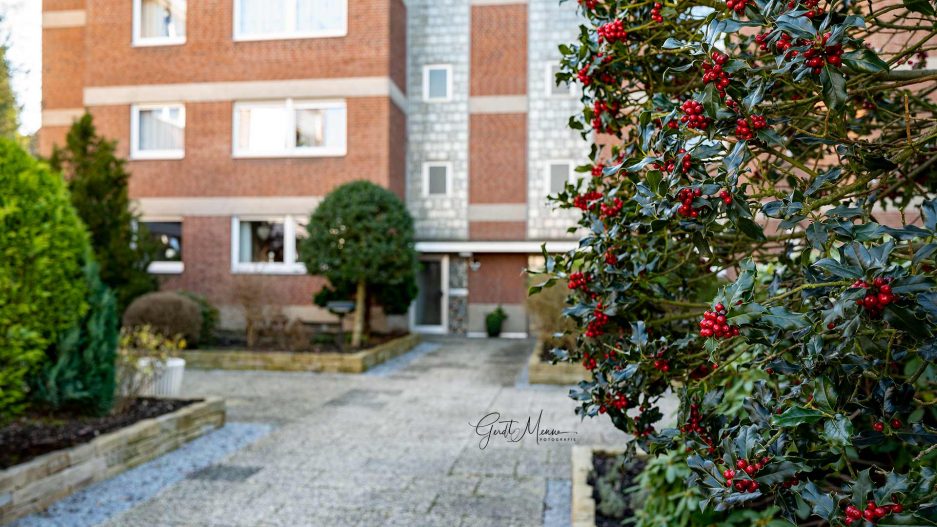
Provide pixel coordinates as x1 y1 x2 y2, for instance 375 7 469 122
545 63 576 98
545 160 576 195
132 0 187 47
141 217 185 274
232 99 347 158
130 103 186 160
231 216 307 275
422 64 453 103
422 161 452 197
232 0 348 41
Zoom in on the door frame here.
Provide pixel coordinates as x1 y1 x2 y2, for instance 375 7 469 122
410 254 449 334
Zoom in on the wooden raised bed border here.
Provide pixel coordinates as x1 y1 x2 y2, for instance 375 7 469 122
182 333 422 373
0 398 225 524
527 339 586 385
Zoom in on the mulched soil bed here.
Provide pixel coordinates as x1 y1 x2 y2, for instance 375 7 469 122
0 398 199 469
206 331 407 354
590 451 647 527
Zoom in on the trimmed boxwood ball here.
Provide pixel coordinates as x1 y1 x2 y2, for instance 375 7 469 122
0 139 91 419
123 292 203 345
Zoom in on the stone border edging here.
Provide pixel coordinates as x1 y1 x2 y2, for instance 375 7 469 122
528 340 585 385
0 397 225 524
571 446 627 527
182 333 422 373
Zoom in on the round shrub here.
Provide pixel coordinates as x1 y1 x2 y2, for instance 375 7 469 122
177 290 219 347
0 139 91 419
122 292 202 345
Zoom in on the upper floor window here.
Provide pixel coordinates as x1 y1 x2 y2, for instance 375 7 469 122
133 0 187 46
423 65 452 102
233 99 347 158
234 0 348 41
423 162 451 197
131 104 185 160
547 161 574 194
546 63 575 98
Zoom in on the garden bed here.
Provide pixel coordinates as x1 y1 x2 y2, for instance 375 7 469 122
571 446 645 527
183 333 421 373
0 397 225 523
527 339 586 385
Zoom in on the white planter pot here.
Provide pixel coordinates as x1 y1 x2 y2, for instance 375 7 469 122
138 357 186 397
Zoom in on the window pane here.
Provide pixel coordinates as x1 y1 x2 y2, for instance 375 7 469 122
239 221 285 263
140 0 186 39
237 106 289 153
428 165 448 195
295 105 345 151
427 68 449 99
138 107 184 151
144 221 182 261
549 64 570 96
238 0 286 35
296 0 346 33
549 164 570 193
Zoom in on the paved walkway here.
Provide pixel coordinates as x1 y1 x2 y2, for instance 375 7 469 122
103 338 626 526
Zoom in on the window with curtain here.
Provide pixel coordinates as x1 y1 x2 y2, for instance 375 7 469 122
232 217 307 274
549 163 572 194
234 100 346 157
132 105 185 158
236 0 347 39
238 220 285 264
136 0 186 43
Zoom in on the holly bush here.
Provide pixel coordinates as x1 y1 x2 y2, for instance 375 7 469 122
535 0 937 524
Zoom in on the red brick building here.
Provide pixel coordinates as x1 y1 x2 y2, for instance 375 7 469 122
40 0 584 335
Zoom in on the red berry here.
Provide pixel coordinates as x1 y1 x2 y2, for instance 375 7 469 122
873 422 885 432
891 418 902 428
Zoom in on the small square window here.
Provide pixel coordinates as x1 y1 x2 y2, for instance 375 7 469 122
238 220 285 264
425 163 450 196
134 0 186 46
131 104 185 160
547 63 574 98
424 65 452 102
232 217 307 274
548 162 573 194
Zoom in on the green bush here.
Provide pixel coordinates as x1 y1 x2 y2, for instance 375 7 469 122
485 307 508 337
178 291 219 347
33 260 118 416
0 139 91 419
122 291 203 345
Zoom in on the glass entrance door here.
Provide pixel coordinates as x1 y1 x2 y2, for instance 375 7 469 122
413 257 448 333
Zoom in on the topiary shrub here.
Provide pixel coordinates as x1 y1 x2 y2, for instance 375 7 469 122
0 139 90 420
534 0 937 524
485 307 508 337
298 181 418 347
177 290 219 347
122 291 202 346
33 260 119 416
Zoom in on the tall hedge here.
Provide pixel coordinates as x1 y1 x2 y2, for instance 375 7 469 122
0 139 90 419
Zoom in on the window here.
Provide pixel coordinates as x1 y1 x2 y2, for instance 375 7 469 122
547 162 574 194
131 104 185 160
546 63 575 97
234 0 347 40
423 65 452 102
423 162 451 197
233 99 346 157
143 220 184 274
133 0 186 46
231 216 306 274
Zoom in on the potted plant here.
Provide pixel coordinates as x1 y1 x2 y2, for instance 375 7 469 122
485 306 508 337
117 325 187 401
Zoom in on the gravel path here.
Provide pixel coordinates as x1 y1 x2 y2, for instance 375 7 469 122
12 337 656 527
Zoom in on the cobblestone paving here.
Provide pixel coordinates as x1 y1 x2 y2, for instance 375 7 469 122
105 338 636 527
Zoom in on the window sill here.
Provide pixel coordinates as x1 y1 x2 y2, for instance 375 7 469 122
232 263 307 275
132 37 187 48
131 150 185 161
233 30 348 42
148 261 184 274
232 149 346 159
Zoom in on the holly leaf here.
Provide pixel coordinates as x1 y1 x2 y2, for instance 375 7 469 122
802 481 836 520
924 199 937 231
913 243 937 266
903 0 936 15
762 307 809 329
776 13 818 39
884 304 932 340
842 48 889 73
823 414 853 447
852 469 874 507
703 83 720 120
820 66 847 113
814 376 838 413
813 258 862 279
772 407 824 427
736 217 767 241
